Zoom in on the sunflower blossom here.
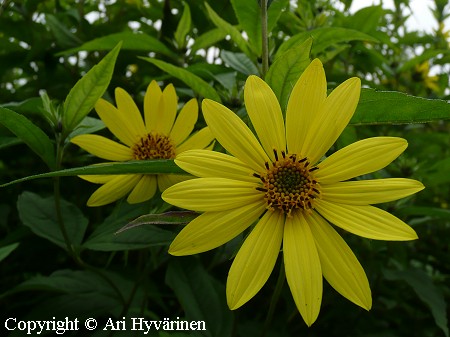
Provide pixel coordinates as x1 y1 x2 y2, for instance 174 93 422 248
71 81 214 206
162 59 425 326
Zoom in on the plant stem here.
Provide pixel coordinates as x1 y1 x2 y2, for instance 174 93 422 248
261 0 269 79
53 137 78 260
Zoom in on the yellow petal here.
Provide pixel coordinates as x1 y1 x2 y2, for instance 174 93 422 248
170 98 198 146
176 127 215 154
315 199 418 241
162 177 262 212
95 98 139 147
283 211 322 326
114 87 147 136
169 202 266 255
202 99 270 172
157 174 192 192
227 210 284 309
316 137 408 184
86 174 141 207
321 178 425 205
144 80 163 131
308 212 372 310
127 175 157 204
71 135 133 161
286 58 327 155
244 75 286 161
157 84 178 134
303 77 361 164
175 149 259 183
79 174 118 184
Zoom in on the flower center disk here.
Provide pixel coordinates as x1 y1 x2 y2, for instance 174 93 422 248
132 132 176 160
256 151 320 216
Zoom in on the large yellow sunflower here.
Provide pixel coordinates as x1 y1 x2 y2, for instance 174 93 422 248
71 81 214 206
162 59 424 326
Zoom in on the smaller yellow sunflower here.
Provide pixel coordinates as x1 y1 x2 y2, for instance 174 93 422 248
414 61 439 92
71 81 214 206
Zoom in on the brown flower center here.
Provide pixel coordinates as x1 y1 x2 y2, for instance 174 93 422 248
132 132 176 160
255 150 320 216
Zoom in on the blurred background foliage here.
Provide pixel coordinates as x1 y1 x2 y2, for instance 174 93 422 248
0 0 449 336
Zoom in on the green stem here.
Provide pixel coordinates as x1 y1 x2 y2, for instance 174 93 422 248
261 0 269 79
261 260 285 337
53 137 78 260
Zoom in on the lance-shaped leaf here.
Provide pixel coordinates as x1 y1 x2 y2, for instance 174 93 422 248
62 42 121 136
58 32 176 58
0 107 56 169
140 57 222 102
166 257 233 337
266 38 312 112
46 14 82 48
1 160 186 188
174 2 192 49
204 2 254 60
191 28 227 54
83 203 177 251
0 243 20 263
351 89 450 125
17 192 88 251
384 269 449 337
275 27 379 59
117 211 199 234
221 50 259 76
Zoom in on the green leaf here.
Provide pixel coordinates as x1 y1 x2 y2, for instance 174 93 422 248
343 5 384 34
2 269 133 318
45 14 82 48
421 157 450 186
8 269 105 294
67 116 105 140
1 160 185 188
397 206 450 220
17 191 88 251
174 2 192 49
1 97 43 116
117 211 199 234
398 49 450 72
384 269 449 337
62 42 121 136
58 32 176 58
83 204 175 251
166 257 233 337
231 0 261 55
190 28 227 55
84 225 175 252
275 27 379 59
140 57 222 102
351 89 450 125
204 2 254 60
230 0 289 57
221 50 259 76
266 38 312 112
0 107 56 169
267 0 289 33
0 242 19 262
0 136 22 149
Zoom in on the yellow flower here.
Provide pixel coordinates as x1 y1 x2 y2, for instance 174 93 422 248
414 61 439 92
162 59 424 326
71 81 214 207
